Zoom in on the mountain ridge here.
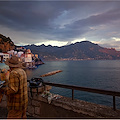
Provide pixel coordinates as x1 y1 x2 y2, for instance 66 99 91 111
24 41 120 61
0 33 119 61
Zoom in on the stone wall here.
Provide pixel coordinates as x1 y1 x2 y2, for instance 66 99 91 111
1 86 120 118
27 86 120 118
27 88 87 118
0 95 8 118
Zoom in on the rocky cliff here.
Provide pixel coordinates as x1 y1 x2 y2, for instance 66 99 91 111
0 34 15 52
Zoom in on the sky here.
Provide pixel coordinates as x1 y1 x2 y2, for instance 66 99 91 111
1 1 120 50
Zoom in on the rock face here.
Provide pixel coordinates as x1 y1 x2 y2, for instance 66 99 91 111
0 34 15 52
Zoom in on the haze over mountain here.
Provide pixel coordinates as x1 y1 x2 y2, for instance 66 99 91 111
24 41 120 61
1 1 120 50
1 33 120 61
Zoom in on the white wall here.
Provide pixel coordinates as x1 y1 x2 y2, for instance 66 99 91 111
25 53 32 62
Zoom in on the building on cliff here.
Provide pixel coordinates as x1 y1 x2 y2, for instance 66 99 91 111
0 53 9 62
0 46 44 68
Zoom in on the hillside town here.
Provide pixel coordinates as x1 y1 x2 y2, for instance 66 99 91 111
0 46 44 68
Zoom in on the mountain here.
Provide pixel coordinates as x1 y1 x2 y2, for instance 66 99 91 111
24 41 120 61
0 33 119 61
0 34 15 52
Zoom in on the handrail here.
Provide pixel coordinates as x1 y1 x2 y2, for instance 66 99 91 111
43 81 120 96
43 81 120 111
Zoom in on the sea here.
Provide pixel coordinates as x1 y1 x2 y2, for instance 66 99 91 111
1 60 120 109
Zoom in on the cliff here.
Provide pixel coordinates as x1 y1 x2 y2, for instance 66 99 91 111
0 34 15 52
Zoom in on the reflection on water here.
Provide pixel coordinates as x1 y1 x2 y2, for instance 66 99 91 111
1 60 120 108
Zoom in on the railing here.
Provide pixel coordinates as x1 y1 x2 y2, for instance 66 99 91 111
43 81 120 111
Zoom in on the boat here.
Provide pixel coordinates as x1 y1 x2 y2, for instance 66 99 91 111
28 66 37 69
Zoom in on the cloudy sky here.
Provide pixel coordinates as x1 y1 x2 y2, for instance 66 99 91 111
1 1 120 50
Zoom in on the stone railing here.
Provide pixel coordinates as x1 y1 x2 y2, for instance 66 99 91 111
1 85 120 118
27 85 120 118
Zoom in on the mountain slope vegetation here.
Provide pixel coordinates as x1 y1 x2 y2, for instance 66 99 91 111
24 41 120 60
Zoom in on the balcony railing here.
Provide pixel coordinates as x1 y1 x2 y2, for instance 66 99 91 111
43 81 120 111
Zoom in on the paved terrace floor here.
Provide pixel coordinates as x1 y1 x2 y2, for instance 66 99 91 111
0 107 34 118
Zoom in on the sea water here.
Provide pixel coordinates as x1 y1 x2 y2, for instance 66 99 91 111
1 60 120 108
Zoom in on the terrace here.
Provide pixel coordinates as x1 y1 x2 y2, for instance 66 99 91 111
1 81 120 118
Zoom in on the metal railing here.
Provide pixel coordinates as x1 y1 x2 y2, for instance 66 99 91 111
43 81 120 111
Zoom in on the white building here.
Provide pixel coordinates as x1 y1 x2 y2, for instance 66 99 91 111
14 51 17 55
3 53 9 61
0 53 3 56
18 51 24 57
20 54 25 62
24 53 33 67
7 50 15 57
0 48 35 66
25 53 32 63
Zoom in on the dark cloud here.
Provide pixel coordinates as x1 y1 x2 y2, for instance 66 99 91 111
0 1 82 30
0 1 120 49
